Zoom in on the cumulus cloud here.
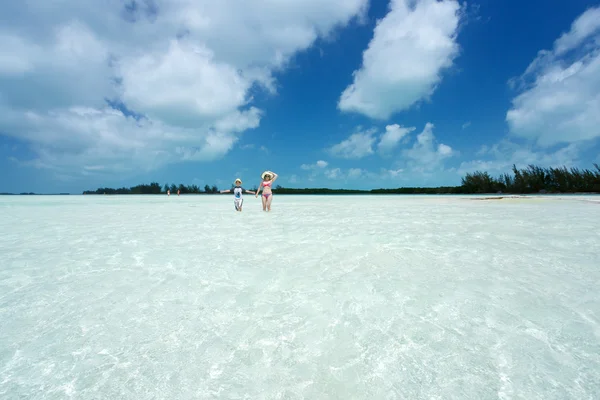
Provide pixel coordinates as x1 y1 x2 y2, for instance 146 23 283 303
323 121 453 183
320 167 369 180
3 106 259 175
382 168 404 178
299 159 348 182
329 128 377 159
299 161 368 182
338 0 463 119
116 40 253 127
377 124 414 153
401 122 455 172
301 160 329 170
328 122 454 173
347 168 364 178
0 0 368 175
297 158 413 185
326 166 403 181
325 168 342 179
0 22 115 110
240 144 269 152
457 140 582 176
506 6 600 147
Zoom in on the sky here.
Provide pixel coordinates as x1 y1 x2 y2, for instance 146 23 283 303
1 0 600 193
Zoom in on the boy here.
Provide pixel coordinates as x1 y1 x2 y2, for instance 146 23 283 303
220 179 255 212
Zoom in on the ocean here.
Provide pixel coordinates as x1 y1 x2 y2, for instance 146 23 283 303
1 194 599 399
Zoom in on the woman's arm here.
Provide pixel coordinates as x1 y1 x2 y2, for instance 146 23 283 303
271 172 279 183
255 183 262 197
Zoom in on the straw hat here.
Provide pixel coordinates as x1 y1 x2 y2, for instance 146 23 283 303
261 171 273 179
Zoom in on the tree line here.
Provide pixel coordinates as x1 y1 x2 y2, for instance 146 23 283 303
460 163 600 194
82 182 224 195
81 163 600 195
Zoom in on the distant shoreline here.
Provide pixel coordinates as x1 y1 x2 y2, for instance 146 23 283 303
0 193 71 196
4 162 599 196
2 192 599 196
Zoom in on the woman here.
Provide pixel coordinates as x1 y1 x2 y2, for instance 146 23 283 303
255 171 278 211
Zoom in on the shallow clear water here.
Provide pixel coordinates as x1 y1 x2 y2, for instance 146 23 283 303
1 194 599 399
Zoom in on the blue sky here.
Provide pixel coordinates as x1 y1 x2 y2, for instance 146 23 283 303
1 0 599 193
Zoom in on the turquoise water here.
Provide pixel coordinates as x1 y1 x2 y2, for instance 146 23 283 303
1 195 599 399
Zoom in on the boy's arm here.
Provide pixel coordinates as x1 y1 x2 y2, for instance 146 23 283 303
245 190 255 194
219 189 231 193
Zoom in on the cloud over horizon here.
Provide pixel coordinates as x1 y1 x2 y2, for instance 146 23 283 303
506 5 600 147
457 140 582 176
322 121 455 182
1 0 598 192
0 0 369 175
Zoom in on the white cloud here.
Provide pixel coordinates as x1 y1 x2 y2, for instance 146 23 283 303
347 168 363 178
553 6 600 55
300 162 368 182
328 121 454 173
0 0 368 174
329 128 377 159
0 22 115 110
300 159 353 182
240 144 269 152
325 168 342 179
462 121 471 129
457 140 582 176
506 6 600 147
401 122 455 171
377 124 414 154
330 167 403 181
298 163 412 185
301 160 329 170
321 167 369 180
438 143 453 155
338 0 463 119
4 106 257 175
306 123 456 184
117 40 252 127
382 168 404 178
475 145 489 156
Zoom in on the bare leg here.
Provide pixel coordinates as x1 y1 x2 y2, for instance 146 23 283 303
261 195 267 211
266 194 273 211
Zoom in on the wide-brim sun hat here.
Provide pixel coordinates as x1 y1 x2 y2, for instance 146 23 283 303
261 171 273 179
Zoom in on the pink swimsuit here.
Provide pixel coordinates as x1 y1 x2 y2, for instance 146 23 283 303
262 180 272 197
